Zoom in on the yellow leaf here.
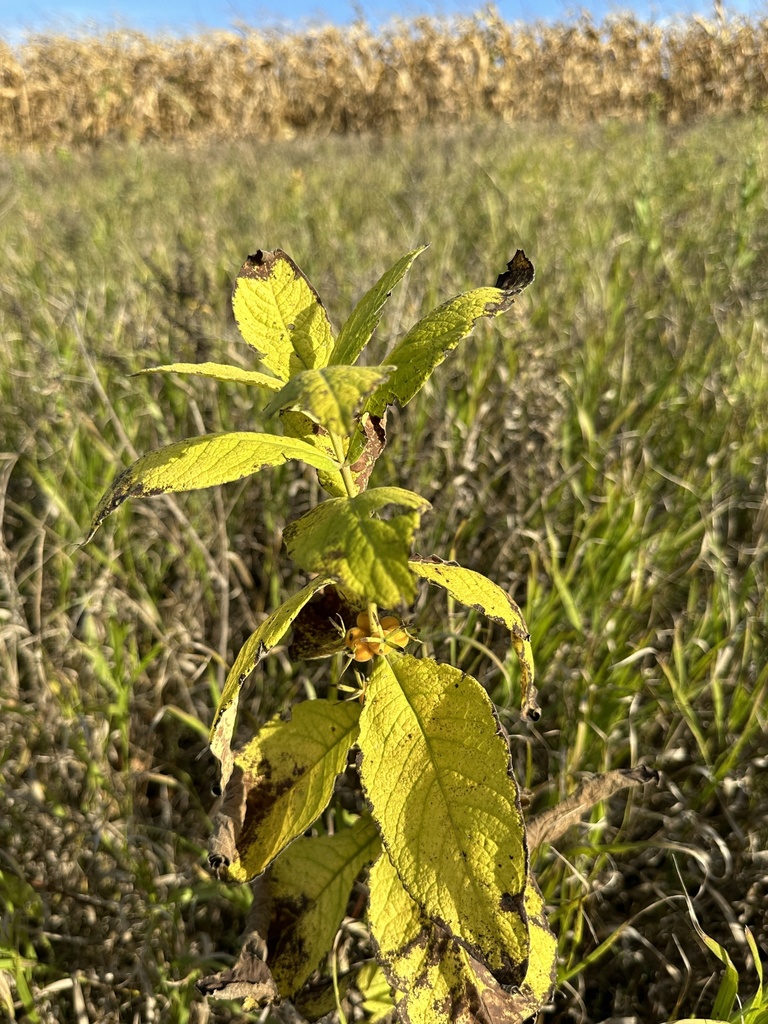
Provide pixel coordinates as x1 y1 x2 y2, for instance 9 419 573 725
285 488 429 607
133 361 284 391
355 962 395 1022
265 365 395 434
268 815 381 995
369 851 555 1024
409 556 538 721
280 409 349 497
88 432 341 539
330 245 428 367
359 654 529 985
217 699 362 883
364 253 533 418
210 575 335 789
232 249 334 381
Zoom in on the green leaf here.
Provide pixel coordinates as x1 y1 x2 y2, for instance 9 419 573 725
543 517 584 635
220 699 362 883
210 575 335 789
268 815 381 996
284 488 430 607
409 556 539 720
355 962 396 1022
706 936 740 1020
745 927 764 1006
365 251 534 417
330 246 428 367
88 432 341 539
676 867 742 1022
346 486 429 518
232 249 335 381
369 851 552 1024
265 365 395 435
280 410 349 497
359 654 529 986
133 361 284 391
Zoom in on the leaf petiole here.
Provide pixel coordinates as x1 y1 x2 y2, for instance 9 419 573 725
329 430 359 498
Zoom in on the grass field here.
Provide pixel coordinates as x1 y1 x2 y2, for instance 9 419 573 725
1 115 767 1023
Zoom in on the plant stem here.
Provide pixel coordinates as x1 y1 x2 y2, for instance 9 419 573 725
329 430 358 498
367 601 381 637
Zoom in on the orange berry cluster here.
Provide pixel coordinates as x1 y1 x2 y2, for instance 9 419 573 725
344 612 409 662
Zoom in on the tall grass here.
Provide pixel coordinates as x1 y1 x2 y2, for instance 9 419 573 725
1 117 767 1021
2 11 768 147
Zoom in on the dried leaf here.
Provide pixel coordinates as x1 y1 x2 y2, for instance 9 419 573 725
527 766 660 850
349 412 387 492
197 951 278 1004
409 555 538 720
494 250 536 293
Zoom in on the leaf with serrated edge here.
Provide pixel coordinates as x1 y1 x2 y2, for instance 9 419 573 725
225 700 362 883
210 576 335 789
359 653 528 985
265 365 395 435
133 362 283 391
369 851 553 1024
409 557 538 721
365 253 533 418
284 488 430 607
232 249 335 381
88 432 341 540
268 815 381 996
330 246 429 367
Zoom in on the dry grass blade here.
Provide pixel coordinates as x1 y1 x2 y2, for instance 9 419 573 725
527 767 660 850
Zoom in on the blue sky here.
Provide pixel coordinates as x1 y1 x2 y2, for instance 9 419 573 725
0 0 763 39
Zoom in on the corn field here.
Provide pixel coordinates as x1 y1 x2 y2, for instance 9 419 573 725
1 9 768 147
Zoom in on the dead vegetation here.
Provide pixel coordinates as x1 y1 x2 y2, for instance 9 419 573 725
1 10 768 147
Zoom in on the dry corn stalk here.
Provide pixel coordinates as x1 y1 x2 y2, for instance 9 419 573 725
1 11 767 148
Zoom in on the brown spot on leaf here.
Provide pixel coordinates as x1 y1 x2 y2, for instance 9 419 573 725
499 891 525 916
411 552 460 567
265 889 314 997
237 248 328 305
237 760 304 857
239 250 272 279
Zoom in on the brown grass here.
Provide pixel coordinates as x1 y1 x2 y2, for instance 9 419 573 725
1 9 768 147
